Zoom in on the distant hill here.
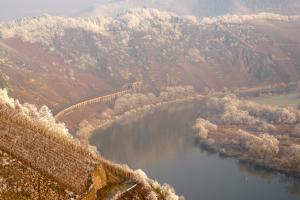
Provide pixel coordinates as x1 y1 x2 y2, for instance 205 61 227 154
0 9 300 109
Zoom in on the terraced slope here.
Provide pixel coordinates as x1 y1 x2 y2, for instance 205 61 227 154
0 149 77 200
0 89 181 200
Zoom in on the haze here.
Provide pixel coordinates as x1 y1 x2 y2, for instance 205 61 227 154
2 0 300 22
0 0 98 21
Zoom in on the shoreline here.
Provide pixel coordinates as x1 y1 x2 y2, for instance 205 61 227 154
198 140 300 179
77 90 300 195
86 92 300 179
77 94 201 145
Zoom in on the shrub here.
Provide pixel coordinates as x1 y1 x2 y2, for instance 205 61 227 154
220 106 258 125
200 94 300 125
255 121 276 132
238 129 279 159
291 124 300 137
193 118 217 139
0 88 71 138
150 180 183 200
288 144 300 169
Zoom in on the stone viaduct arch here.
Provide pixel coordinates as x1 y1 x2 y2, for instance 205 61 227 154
54 82 142 120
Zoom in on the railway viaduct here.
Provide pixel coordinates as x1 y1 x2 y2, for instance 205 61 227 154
55 82 142 120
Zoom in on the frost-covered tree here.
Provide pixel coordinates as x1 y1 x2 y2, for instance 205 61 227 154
200 94 300 125
114 86 194 114
238 129 279 159
193 118 217 139
220 105 258 125
255 121 276 132
292 124 300 137
0 88 71 138
159 86 195 101
288 144 300 169
150 180 184 200
99 108 115 120
76 120 95 143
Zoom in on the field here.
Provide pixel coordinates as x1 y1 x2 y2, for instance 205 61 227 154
251 93 300 108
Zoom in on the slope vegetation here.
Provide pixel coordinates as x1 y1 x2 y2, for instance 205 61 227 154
0 9 299 111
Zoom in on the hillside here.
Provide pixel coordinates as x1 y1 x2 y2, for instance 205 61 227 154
0 7 300 200
0 89 182 199
0 9 300 111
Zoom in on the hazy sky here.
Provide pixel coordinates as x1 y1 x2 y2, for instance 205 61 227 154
1 0 298 22
0 0 237 22
0 0 101 22
0 0 236 22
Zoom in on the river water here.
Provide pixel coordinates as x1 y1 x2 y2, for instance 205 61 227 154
90 101 300 200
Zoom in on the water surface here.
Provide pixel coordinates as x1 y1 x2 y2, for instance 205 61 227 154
91 101 300 200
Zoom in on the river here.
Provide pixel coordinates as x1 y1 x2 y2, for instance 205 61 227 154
90 101 300 200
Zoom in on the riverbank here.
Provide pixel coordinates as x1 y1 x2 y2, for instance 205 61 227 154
193 92 300 179
77 89 200 146
199 138 300 178
90 98 300 200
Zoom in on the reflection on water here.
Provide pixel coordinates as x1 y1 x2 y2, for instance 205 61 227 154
238 162 300 197
90 101 300 200
91 102 198 168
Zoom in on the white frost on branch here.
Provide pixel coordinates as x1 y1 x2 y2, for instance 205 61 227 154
0 88 71 138
150 180 184 200
238 129 279 159
200 94 300 125
255 121 276 132
193 118 217 139
288 144 300 168
0 14 112 45
114 86 194 114
292 124 300 137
